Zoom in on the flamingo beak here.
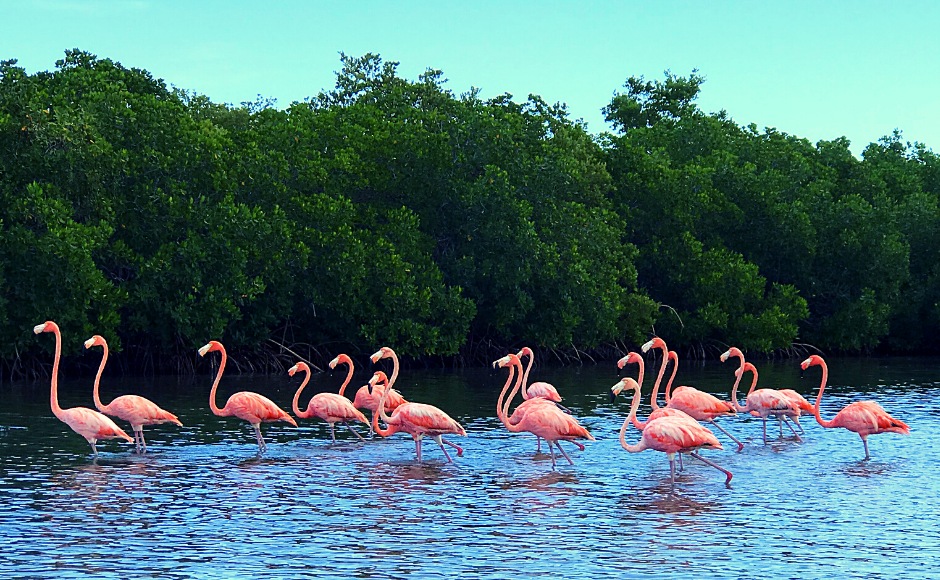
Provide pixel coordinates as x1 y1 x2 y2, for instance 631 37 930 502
720 351 730 362
370 350 383 363
32 323 46 335
609 389 618 404
198 344 211 357
641 339 654 353
288 365 298 376
84 337 95 349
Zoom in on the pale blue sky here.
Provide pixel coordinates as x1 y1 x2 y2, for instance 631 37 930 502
3 0 938 154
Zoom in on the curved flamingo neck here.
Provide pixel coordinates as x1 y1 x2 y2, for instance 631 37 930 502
520 351 534 400
209 347 228 417
812 360 834 428
501 359 526 425
648 345 668 409
619 381 646 452
291 367 313 419
500 358 525 433
91 341 110 412
372 376 396 437
336 358 354 397
728 351 746 412
48 324 64 418
662 351 679 406
496 361 516 425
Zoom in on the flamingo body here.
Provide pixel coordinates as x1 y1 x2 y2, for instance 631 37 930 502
643 338 743 451
370 347 466 462
85 335 181 452
801 355 909 460
496 353 593 469
34 321 133 456
291 358 368 442
612 376 732 487
218 391 297 426
199 341 296 451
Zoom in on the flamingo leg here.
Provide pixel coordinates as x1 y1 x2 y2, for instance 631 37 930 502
861 436 871 460
678 452 684 471
782 417 802 442
709 420 745 451
138 429 148 453
536 436 542 453
762 417 768 444
778 417 784 439
792 416 805 434
547 442 557 470
252 424 266 451
344 422 365 442
689 451 733 486
558 440 585 452
329 423 337 443
414 436 423 462
668 453 676 489
440 438 464 457
432 435 454 463
88 439 99 457
368 412 376 437
554 441 575 465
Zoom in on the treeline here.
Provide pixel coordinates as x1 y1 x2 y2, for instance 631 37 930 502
1 50 938 375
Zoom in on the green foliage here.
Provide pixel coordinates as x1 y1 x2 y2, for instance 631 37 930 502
1 51 939 370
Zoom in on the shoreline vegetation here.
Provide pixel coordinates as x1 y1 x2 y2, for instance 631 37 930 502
2 51 938 378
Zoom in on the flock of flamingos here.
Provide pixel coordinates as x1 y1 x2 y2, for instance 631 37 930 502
33 320 911 488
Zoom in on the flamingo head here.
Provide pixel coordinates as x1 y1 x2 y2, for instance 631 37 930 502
720 347 742 363
370 346 394 364
741 362 757 381
288 362 310 377
800 355 823 371
329 354 352 370
33 321 57 335
493 353 520 369
198 341 224 357
610 377 639 402
616 351 643 370
368 371 389 394
641 337 666 353
83 335 107 349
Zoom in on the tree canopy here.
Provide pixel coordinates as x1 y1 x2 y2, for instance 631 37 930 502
1 50 937 374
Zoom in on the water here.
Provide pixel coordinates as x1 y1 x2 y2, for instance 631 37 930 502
1 355 938 578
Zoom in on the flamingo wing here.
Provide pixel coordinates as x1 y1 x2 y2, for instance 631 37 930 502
61 407 134 442
643 416 722 453
395 403 465 436
226 392 297 426
528 382 563 402
834 401 910 436
668 388 735 420
778 389 814 413
309 393 368 423
514 404 593 442
103 394 182 427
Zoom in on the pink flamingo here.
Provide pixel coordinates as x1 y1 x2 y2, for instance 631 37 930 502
720 347 801 443
33 321 133 456
643 338 744 451
777 387 814 434
495 353 594 470
516 346 570 452
353 370 407 437
370 347 466 462
800 355 909 460
502 353 586 452
612 375 732 487
198 341 297 451
617 351 694 430
289 355 368 442
84 334 182 453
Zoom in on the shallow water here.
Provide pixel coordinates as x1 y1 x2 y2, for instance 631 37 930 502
1 355 938 578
